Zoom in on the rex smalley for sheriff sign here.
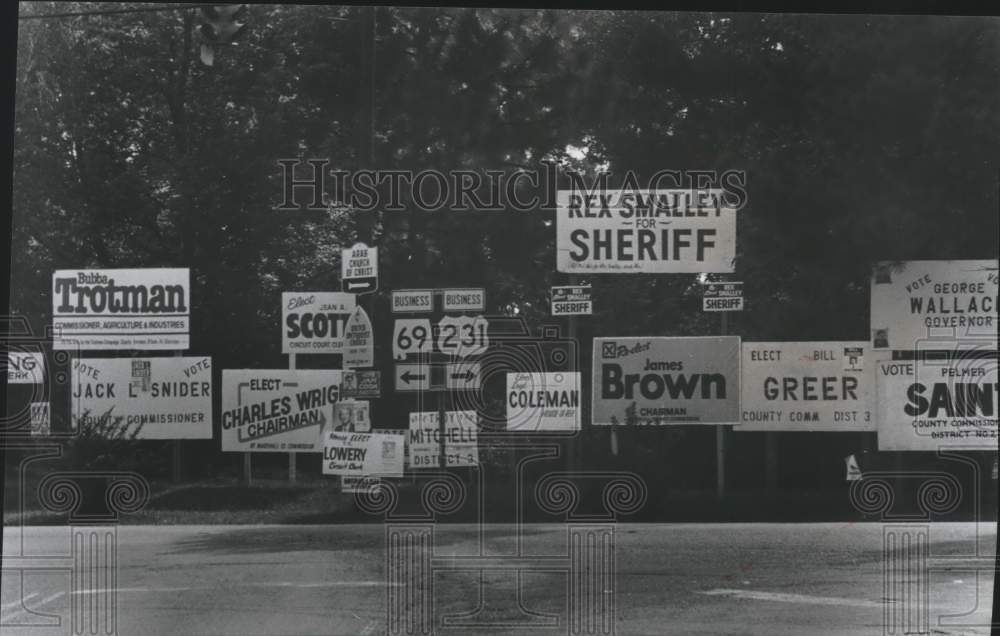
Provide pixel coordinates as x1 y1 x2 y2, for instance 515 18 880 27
556 190 736 274
52 268 190 350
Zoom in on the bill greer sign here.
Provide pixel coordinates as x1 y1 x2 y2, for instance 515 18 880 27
52 268 190 350
738 341 873 432
221 369 342 452
592 336 741 425
71 356 212 439
556 189 736 274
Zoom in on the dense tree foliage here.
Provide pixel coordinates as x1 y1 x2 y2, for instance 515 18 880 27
10 5 999 494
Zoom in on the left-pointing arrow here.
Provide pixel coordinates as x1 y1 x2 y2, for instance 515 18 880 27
401 371 426 384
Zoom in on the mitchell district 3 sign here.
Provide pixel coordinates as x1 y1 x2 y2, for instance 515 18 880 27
592 336 741 425
556 189 736 274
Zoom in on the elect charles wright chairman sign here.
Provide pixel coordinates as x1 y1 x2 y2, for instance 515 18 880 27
52 268 190 350
556 189 736 274
221 369 343 452
592 336 741 425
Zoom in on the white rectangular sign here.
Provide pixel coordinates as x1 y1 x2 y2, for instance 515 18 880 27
322 431 405 476
703 281 744 312
392 289 434 313
592 336 741 425
738 342 874 431
875 354 998 451
556 190 736 274
30 402 50 436
442 288 485 312
6 352 45 384
870 260 998 350
506 372 581 431
408 410 479 468
332 399 371 433
551 285 592 316
52 268 190 350
282 292 356 354
71 356 212 439
221 369 342 452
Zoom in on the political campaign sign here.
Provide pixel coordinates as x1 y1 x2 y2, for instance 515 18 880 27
506 372 581 431
702 281 743 312
52 268 190 350
551 285 592 316
322 431 405 477
409 410 479 468
870 260 998 350
875 354 998 451
332 399 371 433
282 292 356 354
221 369 342 452
30 402 50 436
341 370 381 398
556 189 736 274
738 342 874 432
592 336 741 425
6 351 45 384
343 306 374 368
71 356 212 439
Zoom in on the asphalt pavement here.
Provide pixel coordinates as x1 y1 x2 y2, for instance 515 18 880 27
2 522 996 635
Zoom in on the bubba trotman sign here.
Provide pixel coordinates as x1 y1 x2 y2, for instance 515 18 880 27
556 189 736 274
52 268 190 350
738 342 873 432
875 354 998 451
70 356 212 439
870 260 998 350
222 369 343 452
592 336 741 425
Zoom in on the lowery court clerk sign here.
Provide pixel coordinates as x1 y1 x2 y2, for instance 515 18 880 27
556 190 736 273
53 268 190 350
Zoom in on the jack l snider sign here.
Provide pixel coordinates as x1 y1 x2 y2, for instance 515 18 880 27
322 431 405 477
52 268 190 350
556 189 736 274
551 285 592 316
738 342 874 432
71 356 212 439
875 355 998 451
282 292 356 354
592 336 741 425
221 369 342 452
506 372 581 432
870 260 998 350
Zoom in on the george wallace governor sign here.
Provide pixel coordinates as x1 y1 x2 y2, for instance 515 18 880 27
556 190 736 274
591 336 741 425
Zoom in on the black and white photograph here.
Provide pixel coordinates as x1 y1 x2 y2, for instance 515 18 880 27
2 3 998 635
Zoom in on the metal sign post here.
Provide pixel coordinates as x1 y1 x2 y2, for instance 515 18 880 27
717 311 727 498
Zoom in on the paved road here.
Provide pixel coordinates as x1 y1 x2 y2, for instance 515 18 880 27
3 522 996 635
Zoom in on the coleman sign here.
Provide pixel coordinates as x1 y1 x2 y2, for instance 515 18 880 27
52 268 190 350
506 372 581 431
738 342 874 432
592 336 741 425
556 189 736 274
71 356 212 439
875 354 998 451
551 285 592 316
870 260 998 350
221 369 342 452
282 292 356 354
